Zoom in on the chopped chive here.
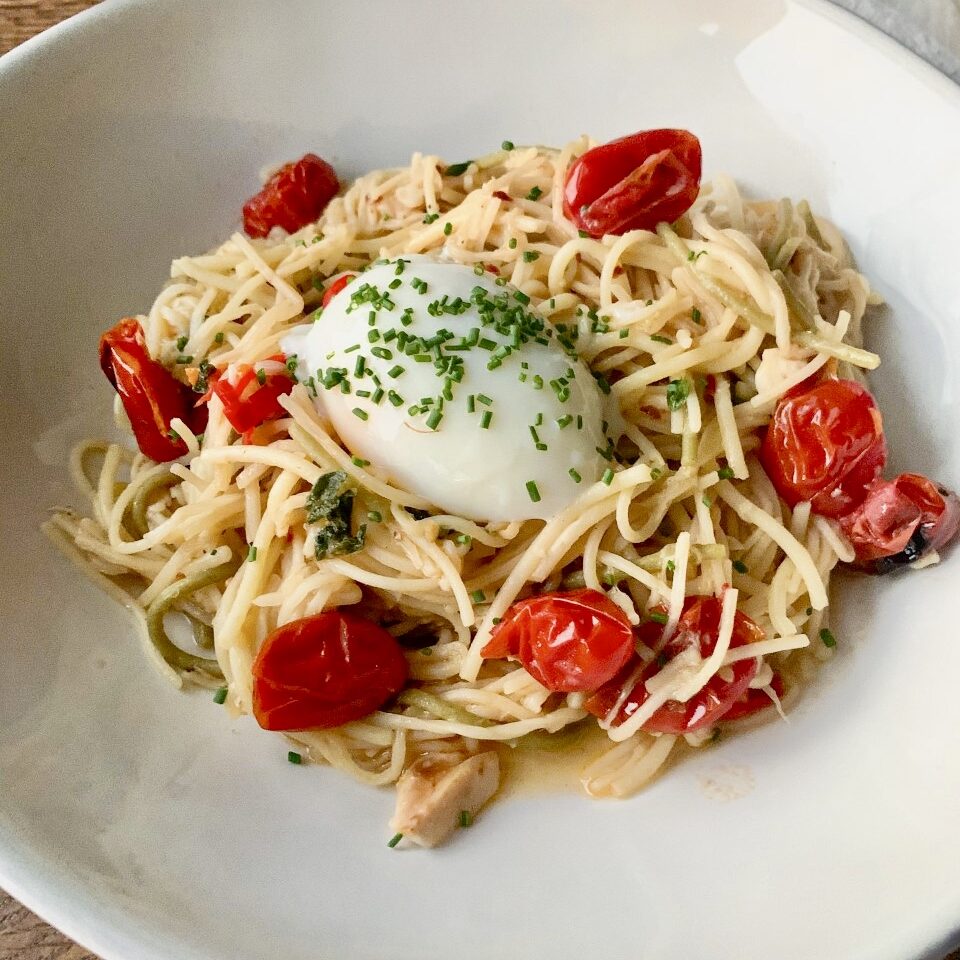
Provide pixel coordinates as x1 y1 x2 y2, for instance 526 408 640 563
702 494 712 507
557 414 573 429
247 545 258 562
353 355 366 378
470 590 485 603
820 628 837 648
619 329 629 339
651 334 672 345
455 534 472 545
387 364 404 379
532 375 543 390
513 290 530 305
691 307 703 324
601 468 614 485
445 160 471 176
649 611 669 625
426 408 444 431
387 832 403 848
443 222 453 236
717 466 735 480
466 394 476 413
287 751 303 765
255 368 266 385
578 229 590 238
387 390 404 407
525 480 541 502
666 378 691 411
526 185 543 201
458 809 474 828
371 346 393 360
213 686 227 705
474 263 485 276
352 407 369 421
522 250 540 262
665 560 676 574
480 411 493 429
214 332 225 344
732 559 748 574
422 212 440 224
176 335 188 351
476 393 492 406
501 140 515 150
352 456 369 468
367 510 383 523
508 238 518 249
568 468 582 483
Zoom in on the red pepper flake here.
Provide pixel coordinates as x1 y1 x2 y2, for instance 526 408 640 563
493 191 511 202
485 264 500 275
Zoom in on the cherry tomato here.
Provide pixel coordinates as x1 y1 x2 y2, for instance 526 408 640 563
99 318 206 462
562 129 702 238
840 473 960 572
242 153 339 238
212 363 294 433
321 273 355 308
481 588 634 693
252 611 408 730
761 378 886 518
721 672 784 723
584 595 762 734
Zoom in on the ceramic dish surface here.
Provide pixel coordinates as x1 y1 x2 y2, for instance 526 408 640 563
1 2 959 959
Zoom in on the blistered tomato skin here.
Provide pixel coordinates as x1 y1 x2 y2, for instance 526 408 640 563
252 611 408 731
99 318 206 462
481 588 634 693
585 596 763 735
242 153 339 238
562 129 702 238
761 378 887 518
840 473 960 572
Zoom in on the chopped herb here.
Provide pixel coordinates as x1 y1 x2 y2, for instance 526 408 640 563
351 456 369 468
691 307 703 324
247 545 258 562
176 335 188 351
732 560 748 574
455 534 472 546
702 494 712 508
458 810 474 828
287 751 303 765
192 358 214 394
371 346 393 360
387 364 404 379
256 368 266 385
501 140 514 151
476 393 492 406
213 686 227 705
526 185 543 201
445 160 472 176
687 249 706 262
474 263 485 276
306 470 366 559
470 590 485 603
508 237 518 249
387 832 403 848
480 411 493 429
367 510 382 523
717 466 735 481
557 414 573 429
513 290 530 305
422 212 440 224
593 372 611 395
214 332 225 344
578 229 590 238
387 390 404 407
820 628 837 648
522 250 540 262
649 611 669 625
651 334 672 345
601 468 614 486
443 222 453 236
352 407 369 421
175 354 193 365
525 480 541 502
666 378 691 411
426 408 444 431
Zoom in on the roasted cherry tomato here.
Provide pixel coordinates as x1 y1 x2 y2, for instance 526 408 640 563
840 473 960 572
242 153 339 238
563 129 702 238
584 596 762 734
212 363 294 434
481 588 634 693
252 611 408 730
321 273 355 308
761 378 886 518
721 672 784 723
99 318 205 462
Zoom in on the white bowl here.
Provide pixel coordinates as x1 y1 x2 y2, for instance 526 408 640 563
2 2 959 958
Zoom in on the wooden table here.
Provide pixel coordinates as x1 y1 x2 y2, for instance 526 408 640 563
1 3 959 959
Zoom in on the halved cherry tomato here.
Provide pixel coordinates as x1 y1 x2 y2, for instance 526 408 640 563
584 596 762 734
252 611 408 730
242 153 339 238
321 273 355 308
563 129 702 238
481 588 634 693
212 363 293 433
99 318 206 462
840 473 960 572
761 378 886 518
721 672 784 723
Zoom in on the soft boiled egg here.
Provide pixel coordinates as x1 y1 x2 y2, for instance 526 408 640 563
282 258 608 522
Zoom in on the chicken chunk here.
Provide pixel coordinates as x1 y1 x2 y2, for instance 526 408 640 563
390 752 499 847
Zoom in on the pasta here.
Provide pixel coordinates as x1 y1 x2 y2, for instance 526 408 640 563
46 136 888 843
